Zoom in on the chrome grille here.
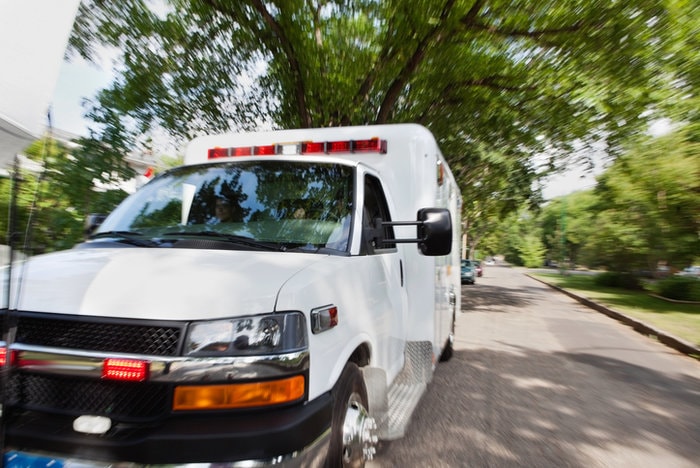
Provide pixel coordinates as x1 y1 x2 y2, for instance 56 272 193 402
15 314 184 356
7 373 170 422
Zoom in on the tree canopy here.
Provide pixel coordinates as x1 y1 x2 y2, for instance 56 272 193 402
587 127 700 271
70 2 674 150
68 0 685 226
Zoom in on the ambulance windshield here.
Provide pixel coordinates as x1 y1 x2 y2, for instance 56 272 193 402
94 161 355 252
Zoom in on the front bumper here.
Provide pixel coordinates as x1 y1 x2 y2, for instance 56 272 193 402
4 393 332 466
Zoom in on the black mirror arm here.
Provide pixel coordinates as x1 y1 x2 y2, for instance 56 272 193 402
378 220 423 245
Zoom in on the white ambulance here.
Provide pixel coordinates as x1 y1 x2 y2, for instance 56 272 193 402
1 123 462 467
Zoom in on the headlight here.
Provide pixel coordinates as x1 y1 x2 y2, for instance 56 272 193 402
185 312 308 357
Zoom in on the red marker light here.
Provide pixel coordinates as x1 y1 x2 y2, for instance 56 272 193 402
103 358 149 381
208 147 229 159
328 306 338 327
209 138 386 159
354 138 386 153
301 142 325 154
327 141 352 153
311 305 339 334
232 147 252 156
254 145 277 155
0 347 7 366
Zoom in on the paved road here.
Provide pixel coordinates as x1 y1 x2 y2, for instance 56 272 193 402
371 264 700 467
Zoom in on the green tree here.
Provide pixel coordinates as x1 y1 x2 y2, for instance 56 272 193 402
587 127 699 272
69 0 676 217
0 126 134 254
539 190 597 267
518 231 547 268
655 0 699 138
496 208 544 267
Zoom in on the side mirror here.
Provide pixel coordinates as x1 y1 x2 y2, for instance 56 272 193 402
417 208 452 256
378 208 452 256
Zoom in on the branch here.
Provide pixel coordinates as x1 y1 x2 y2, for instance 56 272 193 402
202 0 311 127
376 0 463 123
460 0 486 27
354 13 401 114
248 0 311 127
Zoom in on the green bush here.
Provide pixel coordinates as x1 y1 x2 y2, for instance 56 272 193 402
593 271 644 290
656 277 700 302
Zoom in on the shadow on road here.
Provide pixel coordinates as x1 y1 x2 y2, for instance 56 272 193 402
374 348 700 467
460 282 543 311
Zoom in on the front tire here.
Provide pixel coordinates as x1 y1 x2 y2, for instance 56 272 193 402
325 362 377 467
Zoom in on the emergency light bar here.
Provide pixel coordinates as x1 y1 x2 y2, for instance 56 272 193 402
208 138 387 159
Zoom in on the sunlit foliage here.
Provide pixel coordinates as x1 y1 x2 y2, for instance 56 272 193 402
68 0 679 222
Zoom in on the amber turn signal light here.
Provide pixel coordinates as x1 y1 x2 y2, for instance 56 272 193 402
173 375 305 410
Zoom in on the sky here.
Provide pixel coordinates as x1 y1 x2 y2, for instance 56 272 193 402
540 162 603 200
51 56 114 138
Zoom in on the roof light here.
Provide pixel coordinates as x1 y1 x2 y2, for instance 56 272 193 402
208 147 230 159
327 140 352 153
301 141 325 154
102 358 149 381
254 145 277 155
232 147 252 156
353 138 386 153
208 138 387 159
301 138 387 155
173 375 305 410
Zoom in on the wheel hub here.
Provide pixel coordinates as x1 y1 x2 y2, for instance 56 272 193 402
341 395 378 467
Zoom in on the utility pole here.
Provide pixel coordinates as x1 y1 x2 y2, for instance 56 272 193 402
559 198 567 275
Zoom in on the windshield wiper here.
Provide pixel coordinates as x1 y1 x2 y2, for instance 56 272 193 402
161 231 280 251
89 231 160 247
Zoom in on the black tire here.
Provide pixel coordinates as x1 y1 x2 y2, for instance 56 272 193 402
325 362 373 467
439 313 455 362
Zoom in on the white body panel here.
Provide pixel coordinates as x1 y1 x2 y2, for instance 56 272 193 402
10 248 317 320
8 246 407 400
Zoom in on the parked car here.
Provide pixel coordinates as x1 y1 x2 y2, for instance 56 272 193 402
461 259 476 284
474 260 483 277
677 266 700 278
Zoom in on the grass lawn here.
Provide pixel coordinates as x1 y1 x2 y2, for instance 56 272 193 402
530 272 700 347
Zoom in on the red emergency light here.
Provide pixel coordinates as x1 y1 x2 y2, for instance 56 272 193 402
0 347 7 366
102 358 149 381
254 145 277 155
301 138 386 154
232 147 252 156
208 138 386 159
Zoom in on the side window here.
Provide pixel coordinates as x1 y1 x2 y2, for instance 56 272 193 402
362 175 396 252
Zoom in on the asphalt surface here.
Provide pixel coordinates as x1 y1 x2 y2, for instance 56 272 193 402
370 264 700 467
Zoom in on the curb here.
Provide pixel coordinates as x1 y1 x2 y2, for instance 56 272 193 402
527 275 700 360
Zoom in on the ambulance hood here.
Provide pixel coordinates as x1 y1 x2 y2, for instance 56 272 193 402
8 247 325 320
